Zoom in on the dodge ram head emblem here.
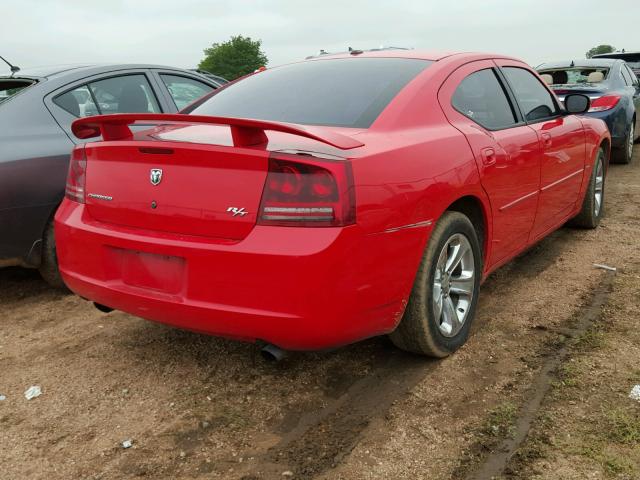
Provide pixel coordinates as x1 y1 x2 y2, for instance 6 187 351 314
150 168 163 186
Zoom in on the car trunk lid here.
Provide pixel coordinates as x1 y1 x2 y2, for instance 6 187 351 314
84 141 269 240
550 84 609 105
75 114 364 241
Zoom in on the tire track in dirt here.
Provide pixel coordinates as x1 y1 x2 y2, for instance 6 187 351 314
256 350 432 478
240 230 584 479
465 271 615 480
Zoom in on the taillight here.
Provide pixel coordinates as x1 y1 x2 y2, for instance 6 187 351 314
588 94 621 112
65 146 87 203
258 156 355 227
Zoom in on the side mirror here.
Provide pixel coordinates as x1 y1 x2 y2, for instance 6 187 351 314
564 94 590 114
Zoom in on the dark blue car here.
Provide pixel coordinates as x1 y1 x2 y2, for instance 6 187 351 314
537 59 639 164
0 64 221 286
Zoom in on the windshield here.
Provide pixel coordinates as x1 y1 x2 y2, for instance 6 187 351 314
0 78 36 104
537 67 609 86
191 57 431 128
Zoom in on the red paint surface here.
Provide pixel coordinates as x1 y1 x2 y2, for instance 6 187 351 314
55 51 610 350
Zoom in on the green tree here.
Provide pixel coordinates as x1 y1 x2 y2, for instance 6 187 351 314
198 35 268 80
586 44 616 59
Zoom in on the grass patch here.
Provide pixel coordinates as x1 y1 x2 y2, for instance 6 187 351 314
574 327 606 351
603 455 634 476
482 401 517 438
556 362 582 388
603 407 640 445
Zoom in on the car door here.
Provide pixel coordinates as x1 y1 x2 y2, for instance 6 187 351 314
496 60 586 241
438 60 542 268
45 70 166 143
623 64 640 138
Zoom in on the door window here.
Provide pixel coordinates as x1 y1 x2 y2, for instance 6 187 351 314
54 74 161 117
620 65 633 86
451 68 517 130
502 67 559 122
625 65 639 86
160 74 214 110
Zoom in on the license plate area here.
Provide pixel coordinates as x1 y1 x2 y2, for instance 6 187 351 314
106 247 185 294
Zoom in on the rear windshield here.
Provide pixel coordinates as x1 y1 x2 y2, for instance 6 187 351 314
537 67 609 86
0 79 36 104
190 58 431 128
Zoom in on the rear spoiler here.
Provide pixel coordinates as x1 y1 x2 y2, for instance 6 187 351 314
71 114 364 150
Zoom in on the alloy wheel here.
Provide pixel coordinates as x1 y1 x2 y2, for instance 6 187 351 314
628 123 635 161
432 233 475 338
594 153 604 217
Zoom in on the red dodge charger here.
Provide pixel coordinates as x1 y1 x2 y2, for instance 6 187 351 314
55 50 610 357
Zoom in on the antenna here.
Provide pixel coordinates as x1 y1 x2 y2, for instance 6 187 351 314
0 55 20 75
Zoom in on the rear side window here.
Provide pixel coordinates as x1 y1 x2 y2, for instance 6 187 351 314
160 74 214 110
191 58 431 128
54 85 99 117
625 65 639 86
502 67 559 122
620 65 633 86
54 74 161 117
451 69 517 130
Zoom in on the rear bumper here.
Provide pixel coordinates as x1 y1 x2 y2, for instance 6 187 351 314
585 105 629 148
55 200 428 350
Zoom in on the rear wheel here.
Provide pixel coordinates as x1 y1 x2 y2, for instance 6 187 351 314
38 221 67 289
390 212 482 357
613 121 634 164
569 147 605 229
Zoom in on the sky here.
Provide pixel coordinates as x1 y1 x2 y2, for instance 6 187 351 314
2 0 639 75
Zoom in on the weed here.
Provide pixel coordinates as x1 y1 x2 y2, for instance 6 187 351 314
482 402 517 438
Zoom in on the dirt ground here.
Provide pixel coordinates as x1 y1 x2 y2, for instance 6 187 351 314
2 147 639 480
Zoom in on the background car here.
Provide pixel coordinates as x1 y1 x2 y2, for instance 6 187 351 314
593 51 640 76
55 51 609 358
189 68 229 85
0 64 221 286
537 59 639 163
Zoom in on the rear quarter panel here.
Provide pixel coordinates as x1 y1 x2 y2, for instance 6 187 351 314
349 122 490 329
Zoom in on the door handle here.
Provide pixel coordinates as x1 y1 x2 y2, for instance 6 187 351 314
541 132 552 147
481 147 496 166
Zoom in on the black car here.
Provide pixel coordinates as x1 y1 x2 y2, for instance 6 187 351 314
536 59 639 164
0 64 221 286
593 51 640 77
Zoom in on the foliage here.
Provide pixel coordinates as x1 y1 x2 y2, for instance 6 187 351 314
199 35 268 80
586 45 616 59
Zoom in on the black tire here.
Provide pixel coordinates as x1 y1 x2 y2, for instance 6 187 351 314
612 121 634 164
389 211 482 357
569 147 606 229
38 221 67 289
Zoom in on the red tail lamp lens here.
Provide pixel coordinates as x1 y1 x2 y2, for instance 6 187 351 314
258 157 355 227
65 146 87 204
588 94 621 112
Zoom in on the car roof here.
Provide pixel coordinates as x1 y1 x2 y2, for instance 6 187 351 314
0 63 207 81
593 51 640 59
302 49 513 62
537 59 619 69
